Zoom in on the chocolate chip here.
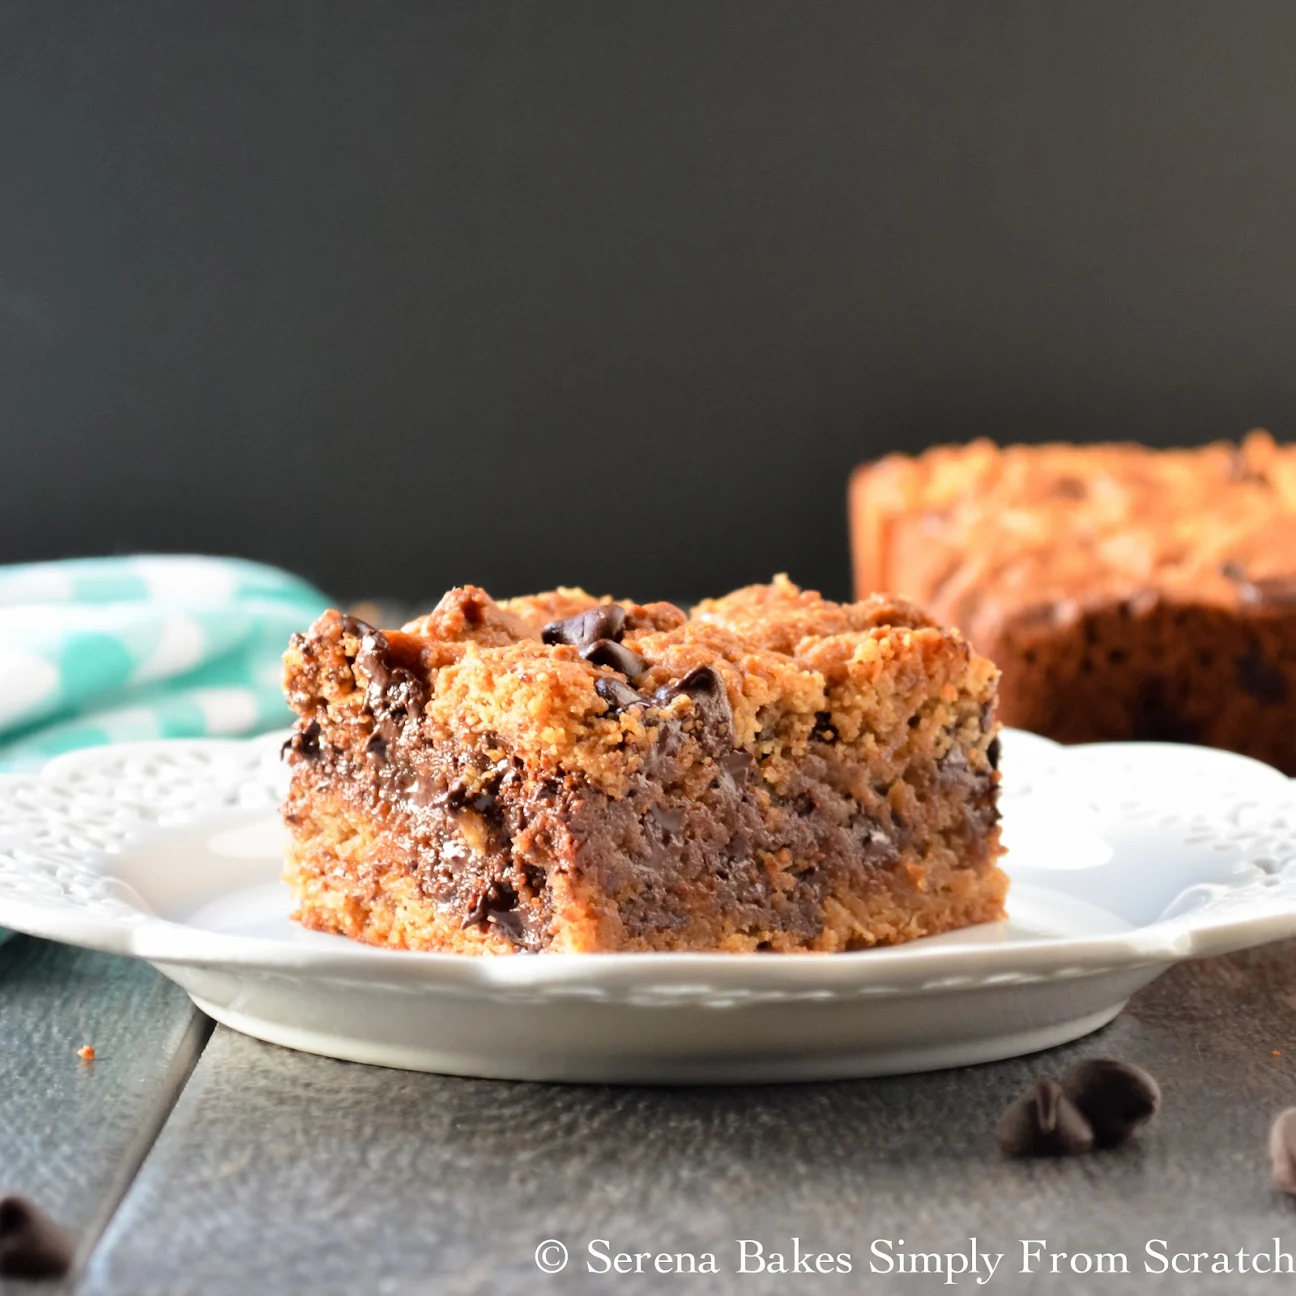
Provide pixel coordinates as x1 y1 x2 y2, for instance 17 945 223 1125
488 906 542 950
339 612 380 642
365 671 427 756
651 804 686 838
365 734 387 763
283 720 322 761
461 890 493 928
581 638 647 679
996 1080 1094 1157
354 629 392 691
1270 1109 1296 1194
1237 647 1288 704
642 716 684 779
654 665 734 738
459 882 543 951
395 770 451 811
658 664 722 699
372 672 426 727
543 605 627 648
721 750 753 785
595 677 646 712
464 883 514 924
1059 1058 1160 1147
353 622 427 749
0 1196 74 1279
987 736 1001 770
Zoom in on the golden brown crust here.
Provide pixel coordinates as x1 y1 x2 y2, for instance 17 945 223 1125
851 432 1296 641
401 584 540 646
496 588 689 635
694 571 936 653
288 580 991 797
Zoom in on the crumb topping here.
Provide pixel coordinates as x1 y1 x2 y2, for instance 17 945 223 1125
856 431 1296 643
284 578 994 796
693 572 936 651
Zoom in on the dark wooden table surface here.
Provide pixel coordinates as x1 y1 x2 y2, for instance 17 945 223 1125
4 932 1296 1295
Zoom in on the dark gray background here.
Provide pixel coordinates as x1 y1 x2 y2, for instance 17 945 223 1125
3 1 1295 605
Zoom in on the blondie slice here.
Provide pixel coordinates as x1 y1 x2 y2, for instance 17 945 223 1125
850 431 1296 772
281 579 1004 953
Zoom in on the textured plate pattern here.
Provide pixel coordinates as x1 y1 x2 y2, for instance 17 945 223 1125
0 731 1294 1079
0 738 281 922
0 732 1294 981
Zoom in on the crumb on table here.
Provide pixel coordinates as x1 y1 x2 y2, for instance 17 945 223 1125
76 1044 95 1062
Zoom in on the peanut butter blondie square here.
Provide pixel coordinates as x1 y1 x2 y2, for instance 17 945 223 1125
281 578 1004 953
851 431 1296 772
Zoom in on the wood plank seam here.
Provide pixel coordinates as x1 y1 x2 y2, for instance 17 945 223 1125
64 1011 215 1292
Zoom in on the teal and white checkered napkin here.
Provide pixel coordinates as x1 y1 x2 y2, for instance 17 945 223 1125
0 555 330 773
0 555 330 943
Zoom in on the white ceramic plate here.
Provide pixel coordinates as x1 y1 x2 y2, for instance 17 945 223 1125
0 730 1294 1083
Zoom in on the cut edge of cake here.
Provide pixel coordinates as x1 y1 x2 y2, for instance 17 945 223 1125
280 578 1006 954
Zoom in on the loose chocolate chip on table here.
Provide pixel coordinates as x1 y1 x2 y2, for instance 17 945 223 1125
0 1196 74 1279
542 605 627 648
996 1080 1094 1157
1271 1109 1296 1195
1059 1058 1160 1147
581 638 647 679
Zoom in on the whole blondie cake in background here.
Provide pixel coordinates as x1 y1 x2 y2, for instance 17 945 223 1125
281 578 1004 954
851 431 1296 773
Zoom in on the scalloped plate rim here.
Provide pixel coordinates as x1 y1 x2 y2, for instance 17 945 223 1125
0 729 1292 990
